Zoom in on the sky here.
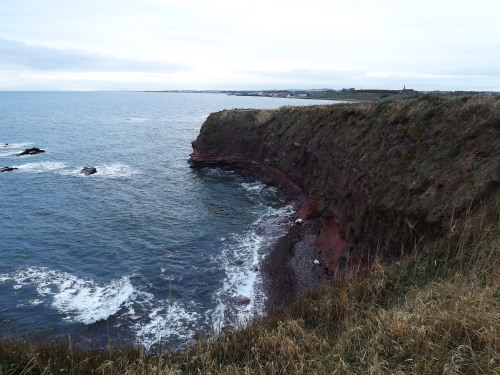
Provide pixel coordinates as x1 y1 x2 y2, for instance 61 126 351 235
0 0 499 91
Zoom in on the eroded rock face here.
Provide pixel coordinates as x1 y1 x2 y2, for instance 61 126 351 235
190 97 500 272
17 147 45 156
189 108 364 271
313 217 349 271
191 139 304 198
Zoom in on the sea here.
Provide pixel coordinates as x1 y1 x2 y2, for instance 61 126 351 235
0 91 332 351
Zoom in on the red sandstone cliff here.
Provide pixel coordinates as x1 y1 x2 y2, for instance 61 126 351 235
190 97 500 272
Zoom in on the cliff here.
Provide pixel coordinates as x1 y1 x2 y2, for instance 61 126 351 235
190 95 500 272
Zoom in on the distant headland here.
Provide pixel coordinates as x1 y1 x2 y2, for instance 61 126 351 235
142 88 499 101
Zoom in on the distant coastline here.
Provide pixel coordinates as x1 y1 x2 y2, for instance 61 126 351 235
141 88 500 101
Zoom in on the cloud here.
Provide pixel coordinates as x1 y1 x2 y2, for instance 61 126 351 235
0 39 190 73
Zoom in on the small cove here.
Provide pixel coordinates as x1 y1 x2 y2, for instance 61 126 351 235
0 91 333 350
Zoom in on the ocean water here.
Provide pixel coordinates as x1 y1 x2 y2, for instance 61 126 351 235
0 92 332 350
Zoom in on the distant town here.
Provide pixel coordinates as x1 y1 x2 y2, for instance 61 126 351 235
144 88 499 101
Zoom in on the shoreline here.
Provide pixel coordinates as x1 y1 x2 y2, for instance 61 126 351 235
261 217 332 313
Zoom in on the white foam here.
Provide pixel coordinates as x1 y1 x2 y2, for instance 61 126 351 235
209 205 294 332
93 163 137 178
130 299 201 351
1 269 184 348
0 142 36 157
16 298 44 308
13 161 67 173
203 168 237 179
125 117 148 123
0 267 135 324
52 276 134 324
240 180 280 202
58 163 138 179
28 298 44 306
241 181 265 193
0 275 10 283
1 142 34 150
0 150 22 157
211 301 226 333
57 168 85 177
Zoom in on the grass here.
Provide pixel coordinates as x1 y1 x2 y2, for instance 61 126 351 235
306 90 421 101
1 198 498 374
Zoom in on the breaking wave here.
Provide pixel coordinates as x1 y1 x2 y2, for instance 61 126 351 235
59 163 138 179
12 161 67 173
129 299 201 351
0 267 134 324
0 142 35 157
209 201 294 332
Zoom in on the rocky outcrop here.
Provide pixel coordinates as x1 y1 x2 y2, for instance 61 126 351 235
0 166 17 172
190 96 500 272
17 147 45 156
81 166 97 175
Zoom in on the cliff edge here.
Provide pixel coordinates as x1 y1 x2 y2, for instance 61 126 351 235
190 95 499 272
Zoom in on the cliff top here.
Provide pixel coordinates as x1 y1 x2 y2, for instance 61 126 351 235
192 95 500 265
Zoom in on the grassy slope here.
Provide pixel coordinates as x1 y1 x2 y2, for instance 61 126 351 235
1 96 499 374
307 91 421 101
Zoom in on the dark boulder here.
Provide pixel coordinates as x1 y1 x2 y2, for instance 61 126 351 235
17 147 45 156
1 166 17 172
81 166 97 175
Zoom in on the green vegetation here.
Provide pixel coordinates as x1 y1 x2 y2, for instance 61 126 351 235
305 90 496 101
306 90 421 101
2 96 499 374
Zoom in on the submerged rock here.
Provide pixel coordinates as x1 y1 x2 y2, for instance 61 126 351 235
17 147 45 156
237 298 251 305
0 166 17 172
81 166 97 175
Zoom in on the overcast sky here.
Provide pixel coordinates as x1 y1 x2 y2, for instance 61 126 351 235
1 0 499 91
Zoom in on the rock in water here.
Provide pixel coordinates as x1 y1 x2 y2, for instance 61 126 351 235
17 147 45 156
0 166 17 172
81 166 97 175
